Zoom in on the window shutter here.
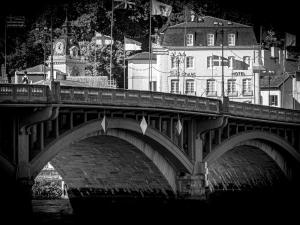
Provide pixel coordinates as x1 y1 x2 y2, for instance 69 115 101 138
207 56 211 67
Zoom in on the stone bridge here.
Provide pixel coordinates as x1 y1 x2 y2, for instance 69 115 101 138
1 82 300 214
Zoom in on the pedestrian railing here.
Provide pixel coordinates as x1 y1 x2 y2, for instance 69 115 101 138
228 101 300 123
1 83 300 123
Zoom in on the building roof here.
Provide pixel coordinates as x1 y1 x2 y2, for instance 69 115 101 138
162 16 257 47
260 72 291 89
127 52 157 61
168 16 251 29
18 64 67 74
34 79 92 87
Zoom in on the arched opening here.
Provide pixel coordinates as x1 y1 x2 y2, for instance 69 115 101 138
32 134 176 221
207 145 288 191
31 162 73 220
32 162 69 200
206 141 300 216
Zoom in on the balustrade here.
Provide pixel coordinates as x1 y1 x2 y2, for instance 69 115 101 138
1 83 300 123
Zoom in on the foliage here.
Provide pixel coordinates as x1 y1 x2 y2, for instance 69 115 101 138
2 0 261 87
32 180 63 199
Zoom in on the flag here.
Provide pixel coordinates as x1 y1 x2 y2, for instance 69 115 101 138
285 32 296 47
124 37 142 51
6 16 25 28
95 32 113 46
114 0 135 9
152 0 172 17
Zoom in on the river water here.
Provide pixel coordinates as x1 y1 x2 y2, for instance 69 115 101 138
30 187 300 224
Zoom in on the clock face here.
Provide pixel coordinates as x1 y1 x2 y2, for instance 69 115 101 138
55 41 64 54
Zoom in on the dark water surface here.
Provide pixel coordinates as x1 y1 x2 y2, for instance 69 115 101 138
30 187 300 224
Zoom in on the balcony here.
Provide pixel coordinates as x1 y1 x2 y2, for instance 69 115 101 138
243 91 253 96
206 91 217 97
227 91 238 97
185 91 196 96
170 90 180 94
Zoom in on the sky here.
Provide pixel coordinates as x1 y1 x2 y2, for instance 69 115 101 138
0 0 299 36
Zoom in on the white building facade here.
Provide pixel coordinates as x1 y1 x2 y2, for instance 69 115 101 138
128 16 262 104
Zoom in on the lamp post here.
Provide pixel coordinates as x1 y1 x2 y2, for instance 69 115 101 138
214 22 225 100
171 52 186 94
50 18 54 82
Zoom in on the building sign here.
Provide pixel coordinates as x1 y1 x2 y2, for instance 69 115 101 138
170 71 196 77
232 71 246 76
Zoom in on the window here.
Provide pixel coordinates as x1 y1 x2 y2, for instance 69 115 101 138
228 33 236 46
243 56 250 70
206 79 216 96
242 79 252 95
186 34 194 46
185 80 195 95
207 55 227 67
171 57 177 68
171 79 179 94
228 56 235 68
149 81 157 91
207 33 214 46
227 79 237 96
186 56 194 69
270 95 278 106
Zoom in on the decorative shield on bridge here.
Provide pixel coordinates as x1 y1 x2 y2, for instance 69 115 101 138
176 119 182 135
101 116 108 132
140 116 148 135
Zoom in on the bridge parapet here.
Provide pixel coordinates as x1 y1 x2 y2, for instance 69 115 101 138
59 86 221 114
0 84 50 103
228 101 300 123
1 83 300 124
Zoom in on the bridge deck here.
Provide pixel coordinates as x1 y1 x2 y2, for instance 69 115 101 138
1 83 300 123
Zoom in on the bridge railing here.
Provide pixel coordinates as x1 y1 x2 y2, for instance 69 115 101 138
2 83 300 124
59 86 221 114
228 101 300 123
0 84 50 103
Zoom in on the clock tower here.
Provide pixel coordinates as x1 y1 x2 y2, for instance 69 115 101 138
48 18 85 78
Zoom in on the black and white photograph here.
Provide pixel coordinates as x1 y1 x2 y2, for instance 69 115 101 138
0 0 300 224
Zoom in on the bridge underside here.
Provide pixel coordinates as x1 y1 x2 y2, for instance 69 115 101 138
208 145 288 191
50 136 174 201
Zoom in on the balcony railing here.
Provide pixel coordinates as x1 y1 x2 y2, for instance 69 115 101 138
206 91 217 97
185 91 196 96
227 91 238 97
242 91 253 96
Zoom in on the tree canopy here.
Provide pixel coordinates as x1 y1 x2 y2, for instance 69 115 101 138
1 0 290 87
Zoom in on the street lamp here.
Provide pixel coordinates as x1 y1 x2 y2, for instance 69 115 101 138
214 21 225 100
171 52 186 94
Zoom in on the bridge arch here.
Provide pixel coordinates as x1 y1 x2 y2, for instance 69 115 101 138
30 118 193 192
205 131 300 187
0 154 15 178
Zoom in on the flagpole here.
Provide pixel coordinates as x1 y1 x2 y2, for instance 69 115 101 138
123 36 126 90
4 21 7 80
148 0 152 91
110 0 114 86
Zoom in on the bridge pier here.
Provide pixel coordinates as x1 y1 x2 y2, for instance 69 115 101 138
176 161 208 200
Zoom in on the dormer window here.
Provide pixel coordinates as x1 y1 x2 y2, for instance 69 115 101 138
207 33 214 46
228 33 236 46
186 34 194 46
